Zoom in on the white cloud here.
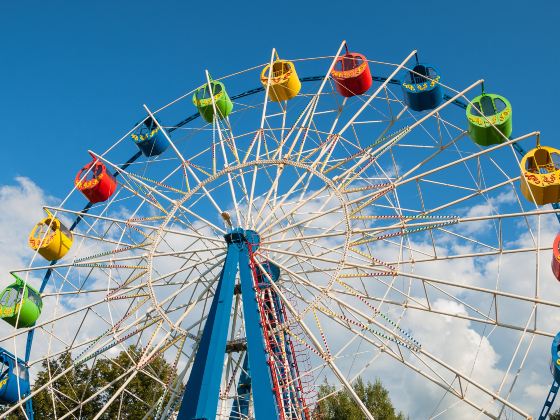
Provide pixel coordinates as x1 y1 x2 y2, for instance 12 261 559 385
0 177 53 285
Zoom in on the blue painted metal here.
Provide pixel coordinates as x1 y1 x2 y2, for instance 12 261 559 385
244 229 260 252
0 348 33 419
177 238 240 420
256 260 280 289
21 150 143 418
229 354 251 420
551 331 560 383
538 331 560 418
539 381 559 420
238 234 279 419
401 64 443 112
20 74 560 419
132 117 169 157
177 228 277 419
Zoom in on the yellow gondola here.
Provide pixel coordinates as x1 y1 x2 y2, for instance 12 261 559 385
260 52 301 102
520 140 560 205
28 210 73 261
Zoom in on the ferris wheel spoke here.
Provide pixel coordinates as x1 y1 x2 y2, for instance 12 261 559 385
202 71 248 228
294 267 529 417
9 52 556 419
284 41 347 163
335 79 485 190
91 152 227 233
58 367 137 420
255 170 313 233
311 303 513 418
263 204 344 240
120 180 220 237
149 253 225 286
398 269 560 318
245 49 279 229
263 243 560 325
151 262 222 312
320 107 409 179
91 370 139 420
266 254 418 349
390 131 538 195
253 259 375 420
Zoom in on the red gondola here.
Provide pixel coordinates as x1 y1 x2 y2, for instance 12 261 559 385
75 154 117 203
331 46 372 97
553 233 560 281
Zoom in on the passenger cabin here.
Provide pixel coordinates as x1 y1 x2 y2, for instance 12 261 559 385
131 116 169 157
0 274 42 328
28 211 73 261
331 52 372 97
553 233 560 281
401 64 443 111
466 93 512 146
551 332 560 384
255 260 280 289
0 348 30 404
193 80 233 123
75 155 117 203
520 144 560 205
260 58 301 102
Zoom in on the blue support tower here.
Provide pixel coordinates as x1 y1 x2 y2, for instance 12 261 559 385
177 228 278 420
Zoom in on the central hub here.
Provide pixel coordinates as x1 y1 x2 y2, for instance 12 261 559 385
143 159 352 333
224 228 260 252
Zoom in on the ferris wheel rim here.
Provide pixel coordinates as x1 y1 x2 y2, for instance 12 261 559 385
2 46 556 420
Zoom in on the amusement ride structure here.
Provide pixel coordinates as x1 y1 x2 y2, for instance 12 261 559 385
1 42 560 419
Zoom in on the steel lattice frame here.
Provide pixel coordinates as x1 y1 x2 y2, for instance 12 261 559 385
1 42 558 419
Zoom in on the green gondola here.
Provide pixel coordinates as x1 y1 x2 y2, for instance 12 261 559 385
193 80 233 123
466 93 512 146
0 274 42 328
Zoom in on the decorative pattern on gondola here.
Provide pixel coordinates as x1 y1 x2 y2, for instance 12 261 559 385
520 141 560 205
261 52 301 102
131 127 160 143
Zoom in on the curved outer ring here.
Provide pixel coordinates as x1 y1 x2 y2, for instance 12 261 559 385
145 158 352 334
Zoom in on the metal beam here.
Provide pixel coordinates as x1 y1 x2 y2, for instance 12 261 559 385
177 242 239 420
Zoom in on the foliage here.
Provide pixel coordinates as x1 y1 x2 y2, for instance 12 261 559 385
550 407 560 419
0 345 174 419
314 376 405 420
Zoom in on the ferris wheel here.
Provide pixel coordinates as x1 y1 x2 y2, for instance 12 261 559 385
1 41 560 419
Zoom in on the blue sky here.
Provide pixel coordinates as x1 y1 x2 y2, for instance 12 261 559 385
1 0 558 197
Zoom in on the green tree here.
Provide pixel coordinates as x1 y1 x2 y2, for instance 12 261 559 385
550 407 560 419
0 345 175 419
315 376 405 420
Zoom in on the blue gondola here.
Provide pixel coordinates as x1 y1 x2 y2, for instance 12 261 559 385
538 332 560 419
256 260 280 289
131 116 169 157
0 348 30 404
551 332 560 383
401 63 443 112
